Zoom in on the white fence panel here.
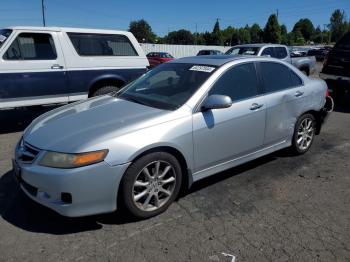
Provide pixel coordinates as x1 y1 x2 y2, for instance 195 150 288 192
140 43 232 58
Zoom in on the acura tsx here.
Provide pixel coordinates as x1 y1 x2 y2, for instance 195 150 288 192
13 55 331 219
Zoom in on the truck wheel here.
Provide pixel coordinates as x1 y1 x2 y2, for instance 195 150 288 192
91 85 120 97
120 152 182 219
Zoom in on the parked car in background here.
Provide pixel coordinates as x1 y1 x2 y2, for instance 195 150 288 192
0 26 149 109
226 44 316 76
197 49 223 56
14 55 330 219
307 47 332 61
320 31 350 98
146 52 174 68
289 46 309 57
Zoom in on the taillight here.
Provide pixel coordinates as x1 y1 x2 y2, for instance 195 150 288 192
325 89 330 97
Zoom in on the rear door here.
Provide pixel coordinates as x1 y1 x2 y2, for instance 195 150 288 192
0 31 68 102
192 62 266 173
257 61 307 146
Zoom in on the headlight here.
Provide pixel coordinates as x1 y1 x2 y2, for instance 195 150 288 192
38 150 108 168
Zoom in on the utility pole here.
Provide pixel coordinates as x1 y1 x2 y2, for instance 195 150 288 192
276 9 279 19
195 23 198 45
41 0 46 27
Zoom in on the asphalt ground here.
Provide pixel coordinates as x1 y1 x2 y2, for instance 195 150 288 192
0 63 349 262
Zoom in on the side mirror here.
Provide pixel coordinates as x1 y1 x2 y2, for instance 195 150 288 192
201 95 232 111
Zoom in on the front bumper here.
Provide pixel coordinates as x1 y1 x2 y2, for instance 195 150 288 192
13 159 130 217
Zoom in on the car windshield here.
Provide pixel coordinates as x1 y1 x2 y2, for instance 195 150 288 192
116 63 217 110
335 33 350 50
0 29 12 48
225 47 260 55
160 53 173 58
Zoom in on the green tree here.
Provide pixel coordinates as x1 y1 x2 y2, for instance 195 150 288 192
250 23 262 43
313 26 322 43
329 9 349 42
280 24 288 44
165 29 194 45
292 18 315 42
211 19 223 45
288 30 305 45
222 26 236 46
263 14 281 43
128 19 156 43
238 27 251 44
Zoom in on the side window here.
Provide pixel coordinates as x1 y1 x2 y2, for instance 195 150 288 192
261 47 275 57
209 63 259 101
274 47 288 59
290 69 303 87
4 33 57 60
68 33 138 56
260 62 299 93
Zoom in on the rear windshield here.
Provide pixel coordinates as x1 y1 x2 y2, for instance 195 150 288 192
0 29 12 48
225 46 260 56
335 32 350 50
67 32 138 56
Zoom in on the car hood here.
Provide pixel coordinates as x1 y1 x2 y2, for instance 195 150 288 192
24 95 170 152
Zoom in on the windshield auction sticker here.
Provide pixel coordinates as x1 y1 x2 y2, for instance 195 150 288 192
189 65 215 73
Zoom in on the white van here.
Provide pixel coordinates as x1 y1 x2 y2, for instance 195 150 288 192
0 27 149 109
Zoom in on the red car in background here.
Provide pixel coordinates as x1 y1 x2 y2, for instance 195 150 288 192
146 52 174 68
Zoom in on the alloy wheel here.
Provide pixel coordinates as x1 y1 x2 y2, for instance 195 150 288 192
132 161 176 212
297 117 314 151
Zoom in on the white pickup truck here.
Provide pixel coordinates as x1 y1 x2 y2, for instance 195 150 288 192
225 44 316 76
0 27 149 109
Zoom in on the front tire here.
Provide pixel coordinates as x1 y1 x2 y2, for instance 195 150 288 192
291 114 316 155
120 152 182 219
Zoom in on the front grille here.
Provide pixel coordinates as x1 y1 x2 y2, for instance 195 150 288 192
18 142 40 163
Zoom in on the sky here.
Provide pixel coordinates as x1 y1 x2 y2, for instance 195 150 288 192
0 0 349 36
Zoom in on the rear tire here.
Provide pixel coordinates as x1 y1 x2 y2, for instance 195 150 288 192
290 114 316 155
120 152 182 219
91 85 120 97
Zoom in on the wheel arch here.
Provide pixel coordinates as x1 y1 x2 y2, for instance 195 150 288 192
298 109 322 135
118 145 193 199
88 75 126 97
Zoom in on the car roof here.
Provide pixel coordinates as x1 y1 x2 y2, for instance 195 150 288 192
170 55 266 67
231 43 286 48
5 26 131 35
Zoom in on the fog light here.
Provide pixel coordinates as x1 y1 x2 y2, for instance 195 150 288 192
38 190 50 199
61 193 72 204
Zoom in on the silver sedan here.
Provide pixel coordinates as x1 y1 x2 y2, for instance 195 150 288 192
13 56 331 219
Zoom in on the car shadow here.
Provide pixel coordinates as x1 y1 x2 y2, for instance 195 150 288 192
0 149 287 235
0 106 60 134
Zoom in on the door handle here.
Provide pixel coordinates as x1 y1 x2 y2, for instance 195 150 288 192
250 103 264 110
51 64 64 69
295 91 304 97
